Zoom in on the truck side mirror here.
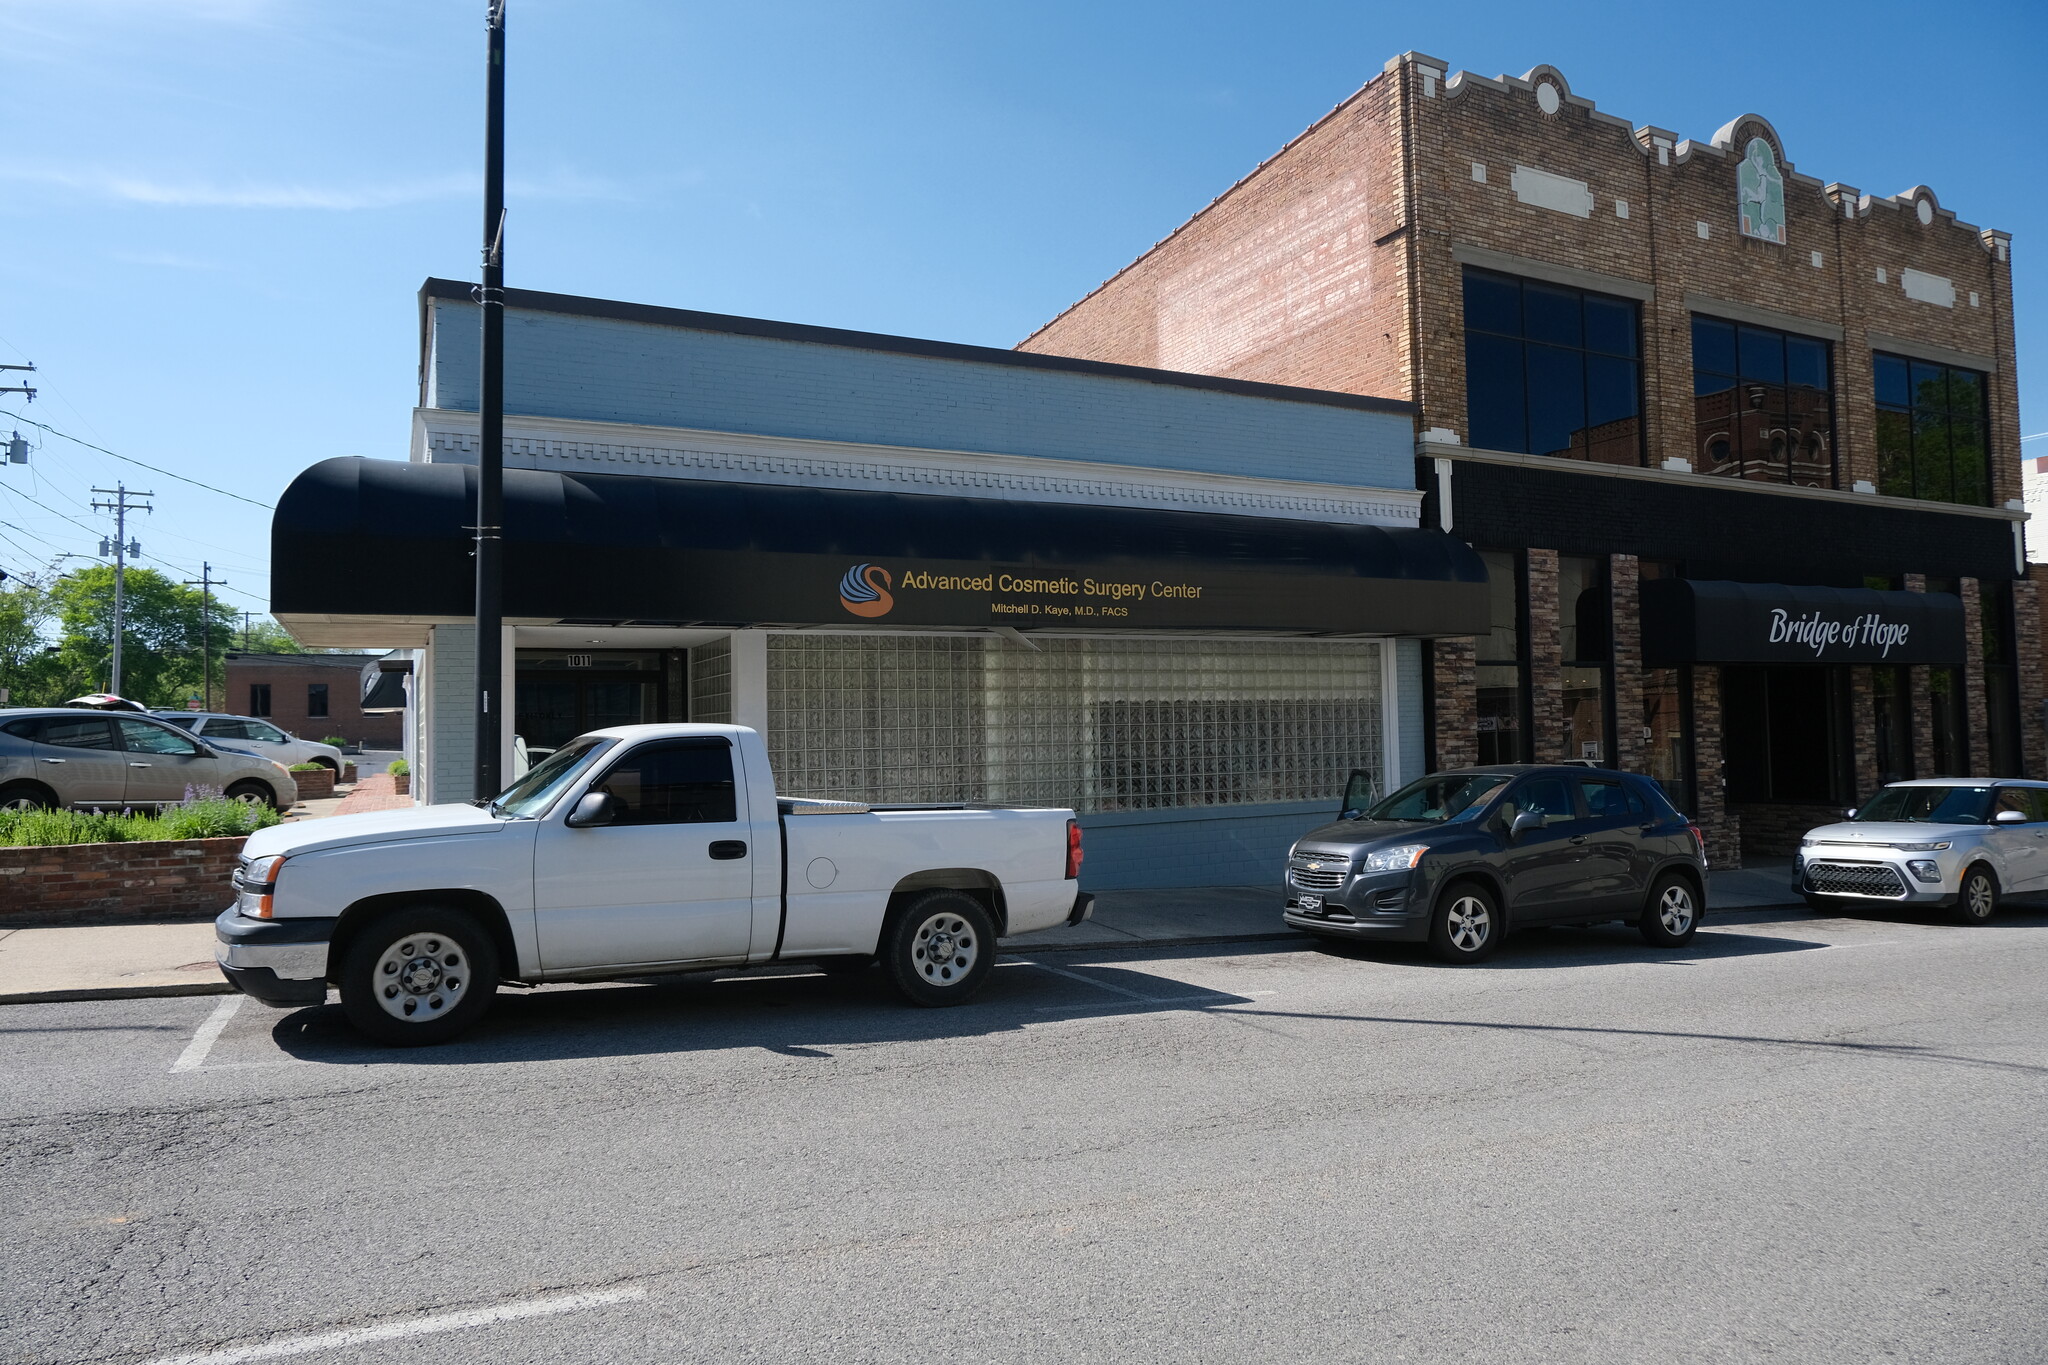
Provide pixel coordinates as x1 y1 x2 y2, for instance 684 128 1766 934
1510 810 1544 840
565 791 619 828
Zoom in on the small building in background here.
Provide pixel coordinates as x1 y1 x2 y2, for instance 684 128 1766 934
222 652 403 750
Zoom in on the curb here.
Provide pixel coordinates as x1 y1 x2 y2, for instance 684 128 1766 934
0 981 235 1006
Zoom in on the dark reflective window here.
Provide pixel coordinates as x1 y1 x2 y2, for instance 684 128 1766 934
593 739 738 826
1691 315 1835 487
1464 268 1643 465
1875 351 1991 507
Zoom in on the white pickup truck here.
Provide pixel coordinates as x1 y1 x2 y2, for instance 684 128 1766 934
215 724 1091 1044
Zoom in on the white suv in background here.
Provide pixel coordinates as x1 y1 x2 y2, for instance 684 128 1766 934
154 713 346 773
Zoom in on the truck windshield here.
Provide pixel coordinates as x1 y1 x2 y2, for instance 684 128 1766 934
1366 773 1511 823
492 736 609 818
1854 785 1993 825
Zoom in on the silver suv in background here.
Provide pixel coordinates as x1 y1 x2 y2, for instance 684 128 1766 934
0 709 300 811
1798 779 2048 924
152 713 345 772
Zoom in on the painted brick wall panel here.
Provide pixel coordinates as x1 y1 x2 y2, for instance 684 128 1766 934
430 302 1415 491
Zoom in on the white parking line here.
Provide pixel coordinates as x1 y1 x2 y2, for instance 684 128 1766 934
170 995 243 1073
139 1285 647 1365
1025 962 1158 1001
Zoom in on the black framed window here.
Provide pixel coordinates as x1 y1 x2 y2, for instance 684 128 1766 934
1464 269 1643 465
1475 548 1527 765
1983 581 2022 776
1692 316 1834 487
1874 353 1990 506
306 683 329 718
249 683 271 717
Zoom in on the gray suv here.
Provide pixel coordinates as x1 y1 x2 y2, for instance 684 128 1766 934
152 712 345 772
1284 766 1710 963
0 709 300 811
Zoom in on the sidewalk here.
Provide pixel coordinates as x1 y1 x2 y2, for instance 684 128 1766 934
0 866 1806 1006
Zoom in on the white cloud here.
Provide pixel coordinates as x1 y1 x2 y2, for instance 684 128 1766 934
0 166 631 211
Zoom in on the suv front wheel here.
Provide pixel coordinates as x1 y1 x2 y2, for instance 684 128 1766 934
1953 865 1999 925
1428 881 1501 964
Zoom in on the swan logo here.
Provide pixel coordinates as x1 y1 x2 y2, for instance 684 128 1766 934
838 563 895 618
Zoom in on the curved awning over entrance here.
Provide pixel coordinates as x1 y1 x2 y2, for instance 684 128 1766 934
273 458 1489 637
1642 578 1967 665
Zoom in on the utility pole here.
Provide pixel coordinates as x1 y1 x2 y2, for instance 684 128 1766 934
473 0 508 801
183 563 226 710
0 361 35 403
90 484 152 697
241 611 255 651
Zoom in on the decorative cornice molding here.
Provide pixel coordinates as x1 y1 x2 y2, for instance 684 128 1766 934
415 409 1425 527
1420 441 2026 523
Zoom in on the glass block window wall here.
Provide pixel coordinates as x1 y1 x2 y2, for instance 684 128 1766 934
765 634 1385 813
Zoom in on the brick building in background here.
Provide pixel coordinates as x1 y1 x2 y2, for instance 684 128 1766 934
222 653 402 749
1023 53 2032 865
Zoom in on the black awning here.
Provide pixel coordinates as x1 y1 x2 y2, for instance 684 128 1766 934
273 457 1489 636
1642 578 1966 666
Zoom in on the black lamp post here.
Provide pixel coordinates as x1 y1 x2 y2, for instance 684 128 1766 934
474 0 507 800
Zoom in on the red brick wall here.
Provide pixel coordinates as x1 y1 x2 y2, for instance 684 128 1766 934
225 658 400 748
0 837 243 926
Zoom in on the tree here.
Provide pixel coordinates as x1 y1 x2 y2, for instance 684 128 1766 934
236 618 308 654
42 566 238 708
0 573 58 705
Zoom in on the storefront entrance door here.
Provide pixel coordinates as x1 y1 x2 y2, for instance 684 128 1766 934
514 650 675 758
1722 666 1848 803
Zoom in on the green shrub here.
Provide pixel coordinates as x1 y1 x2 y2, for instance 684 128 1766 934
157 797 281 841
321 735 346 747
288 762 326 772
388 759 410 776
0 795 280 847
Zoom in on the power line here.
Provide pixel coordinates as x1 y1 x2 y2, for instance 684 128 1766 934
0 410 275 510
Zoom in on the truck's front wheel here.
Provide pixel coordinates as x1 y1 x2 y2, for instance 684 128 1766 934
339 906 500 1046
881 891 995 1007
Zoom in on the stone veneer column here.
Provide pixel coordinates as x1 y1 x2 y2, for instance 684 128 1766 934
1849 666 1879 799
2017 572 2046 779
1610 555 1643 771
1432 637 1478 771
1962 579 1990 775
1525 549 1563 763
1690 665 1738 866
1903 574 1935 779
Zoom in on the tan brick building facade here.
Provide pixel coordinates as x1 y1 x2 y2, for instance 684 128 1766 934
1024 54 2033 866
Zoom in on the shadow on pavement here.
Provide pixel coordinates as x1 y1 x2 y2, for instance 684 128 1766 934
1308 923 1829 970
265 954 1266 1068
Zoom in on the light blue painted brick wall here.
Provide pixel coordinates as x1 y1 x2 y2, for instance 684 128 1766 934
429 624 476 805
1078 800 1330 892
1397 638 1425 785
427 300 1414 490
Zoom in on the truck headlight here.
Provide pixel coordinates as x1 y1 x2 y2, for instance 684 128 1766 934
1361 844 1428 873
1907 860 1942 883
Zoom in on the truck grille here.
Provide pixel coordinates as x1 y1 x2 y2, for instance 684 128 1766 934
1289 857 1347 890
1806 861 1907 898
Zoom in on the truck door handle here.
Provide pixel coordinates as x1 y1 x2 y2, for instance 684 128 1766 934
708 840 748 860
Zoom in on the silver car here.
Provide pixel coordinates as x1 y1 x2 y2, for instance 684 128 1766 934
1797 779 2048 924
152 712 346 772
0 708 300 812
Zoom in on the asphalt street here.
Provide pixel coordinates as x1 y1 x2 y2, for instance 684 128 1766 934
5 903 2046 1364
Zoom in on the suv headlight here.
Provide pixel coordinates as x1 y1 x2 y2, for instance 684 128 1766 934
1361 844 1428 873
1896 841 1952 852
1907 860 1943 883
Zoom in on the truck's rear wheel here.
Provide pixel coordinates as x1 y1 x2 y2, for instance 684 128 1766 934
880 890 994 1007
339 906 500 1046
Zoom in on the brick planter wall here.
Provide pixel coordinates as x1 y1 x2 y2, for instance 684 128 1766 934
291 768 336 801
0 837 245 926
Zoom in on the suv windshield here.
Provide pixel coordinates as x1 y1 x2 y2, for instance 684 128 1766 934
1855 785 1994 825
1367 773 1512 824
492 736 609 818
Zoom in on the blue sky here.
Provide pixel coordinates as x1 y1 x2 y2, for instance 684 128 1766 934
0 0 2042 622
